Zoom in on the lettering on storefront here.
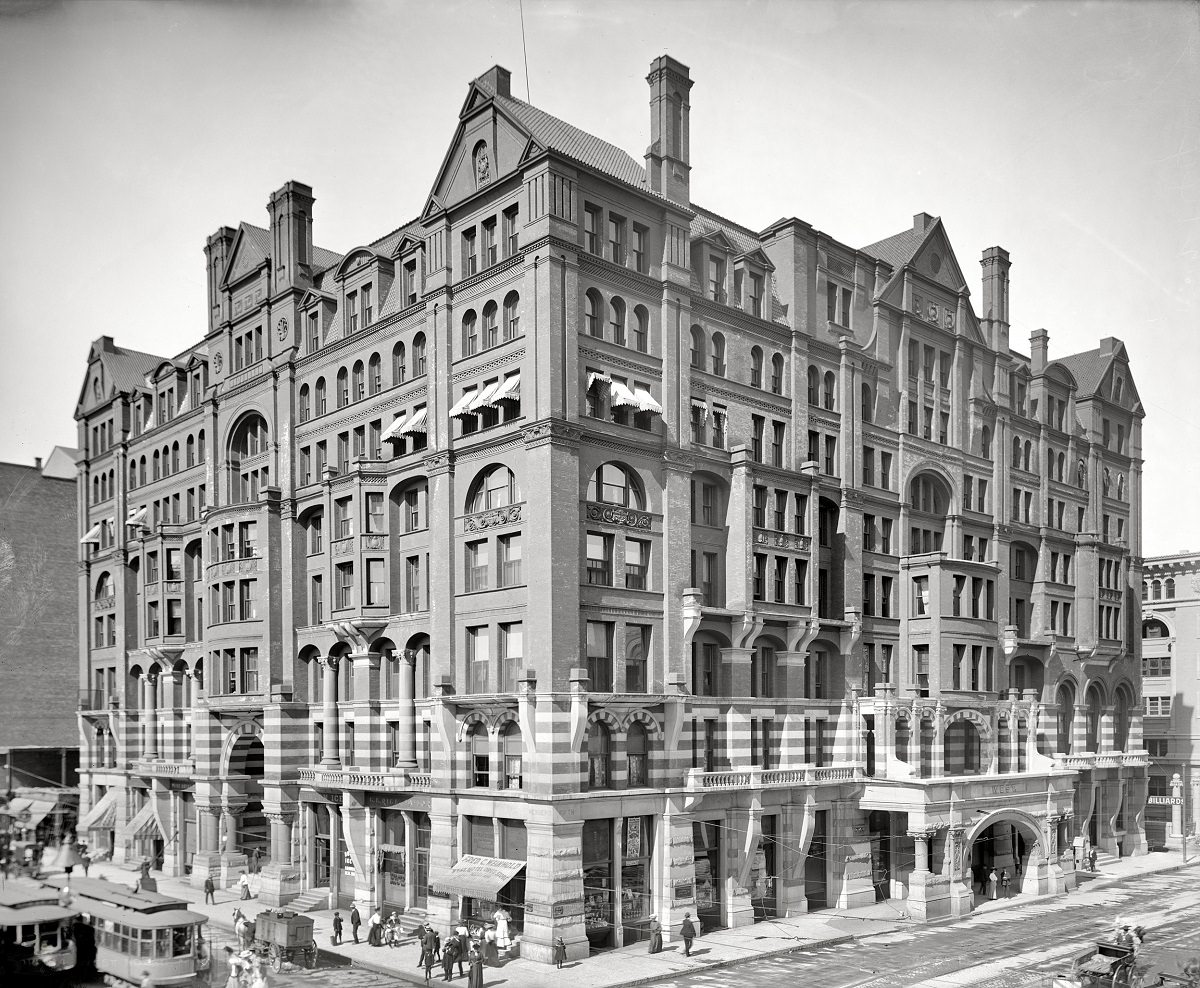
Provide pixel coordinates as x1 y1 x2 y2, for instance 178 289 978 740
365 793 406 809
672 881 694 903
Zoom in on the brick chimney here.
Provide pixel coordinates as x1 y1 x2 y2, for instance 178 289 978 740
203 227 235 334
267 181 315 293
477 66 511 98
645 55 693 206
1030 329 1049 374
980 246 1011 353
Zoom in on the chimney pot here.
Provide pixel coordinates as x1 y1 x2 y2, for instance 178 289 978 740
913 212 935 232
34 457 42 470
478 66 511 98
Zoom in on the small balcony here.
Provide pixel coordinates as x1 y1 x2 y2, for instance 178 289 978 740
685 764 858 792
297 766 433 792
132 758 194 779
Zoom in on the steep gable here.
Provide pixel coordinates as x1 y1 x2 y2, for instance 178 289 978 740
221 223 271 288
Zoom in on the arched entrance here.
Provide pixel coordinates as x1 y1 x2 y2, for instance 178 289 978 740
967 813 1041 905
228 734 267 859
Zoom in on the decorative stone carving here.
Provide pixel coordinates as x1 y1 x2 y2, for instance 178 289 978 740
213 352 223 373
276 317 288 341
753 529 812 552
474 142 491 186
585 503 652 530
464 504 523 532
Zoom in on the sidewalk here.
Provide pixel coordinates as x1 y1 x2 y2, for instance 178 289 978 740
80 850 1199 988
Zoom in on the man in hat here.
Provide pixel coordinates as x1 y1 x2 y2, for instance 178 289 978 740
349 903 361 944
680 912 697 957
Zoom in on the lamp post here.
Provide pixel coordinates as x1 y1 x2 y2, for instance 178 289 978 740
1171 772 1188 862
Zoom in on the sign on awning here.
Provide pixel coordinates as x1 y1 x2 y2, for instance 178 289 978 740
431 854 525 900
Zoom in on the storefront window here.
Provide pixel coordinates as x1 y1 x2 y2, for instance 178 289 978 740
692 821 723 932
621 816 653 943
582 819 614 951
749 814 777 921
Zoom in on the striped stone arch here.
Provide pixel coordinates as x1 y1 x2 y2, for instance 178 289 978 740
1082 676 1109 708
620 709 663 739
586 708 623 734
218 718 263 776
943 707 994 741
893 706 914 727
492 709 521 734
456 710 492 742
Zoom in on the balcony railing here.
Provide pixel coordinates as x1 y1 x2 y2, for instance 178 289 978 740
132 758 193 778
79 689 107 711
685 765 859 791
297 767 432 791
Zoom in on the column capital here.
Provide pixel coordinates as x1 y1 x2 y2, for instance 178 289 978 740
907 829 937 842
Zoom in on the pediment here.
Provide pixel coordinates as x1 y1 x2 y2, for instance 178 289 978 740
427 98 533 212
736 246 775 272
696 229 735 253
76 358 109 416
221 224 268 289
335 247 379 280
150 360 179 384
394 232 423 258
908 220 968 294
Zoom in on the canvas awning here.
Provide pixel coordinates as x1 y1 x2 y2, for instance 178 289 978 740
492 374 521 403
126 801 162 840
468 381 501 412
691 399 709 421
608 380 640 409
431 854 526 900
79 523 103 545
586 371 612 391
126 506 148 527
381 412 410 442
21 800 57 829
396 408 427 436
631 386 663 415
448 390 479 419
80 790 117 832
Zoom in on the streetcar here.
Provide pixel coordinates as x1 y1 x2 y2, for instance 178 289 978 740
0 880 78 980
44 875 210 986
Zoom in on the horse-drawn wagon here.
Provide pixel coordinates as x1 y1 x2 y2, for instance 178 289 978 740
240 908 317 973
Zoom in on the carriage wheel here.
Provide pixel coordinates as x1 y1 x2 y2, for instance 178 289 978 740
305 943 318 969
268 942 282 973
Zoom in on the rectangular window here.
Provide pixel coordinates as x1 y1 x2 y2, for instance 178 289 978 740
608 213 626 264
361 284 373 327
404 556 422 612
239 579 257 620
481 217 497 267
880 576 892 617
365 492 384 534
824 435 837 475
862 446 875 486
468 626 490 694
881 518 893 554
403 259 418 305
625 538 649 590
462 227 478 275
913 575 929 616
337 432 350 473
632 224 648 273
880 451 892 490
751 415 765 462
146 600 160 639
863 514 876 553
863 573 875 616
586 621 614 692
793 558 808 605
753 553 767 601
503 205 519 258
626 625 649 693
771 421 784 466
335 562 354 609
586 532 613 586
465 540 490 593
498 533 522 587
499 622 523 692
710 255 726 302
752 485 767 528
366 559 386 605
334 496 353 538
240 647 259 694
310 575 323 625
583 204 602 255
711 406 726 449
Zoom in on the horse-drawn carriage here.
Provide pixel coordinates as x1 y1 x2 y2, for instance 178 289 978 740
234 908 318 973
1055 935 1199 988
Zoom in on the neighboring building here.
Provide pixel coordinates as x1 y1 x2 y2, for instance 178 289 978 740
0 449 81 795
1141 552 1200 847
73 57 1147 963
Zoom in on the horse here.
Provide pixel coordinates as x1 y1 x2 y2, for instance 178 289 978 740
232 908 256 951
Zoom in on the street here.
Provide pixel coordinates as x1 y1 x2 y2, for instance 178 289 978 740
638 871 1200 988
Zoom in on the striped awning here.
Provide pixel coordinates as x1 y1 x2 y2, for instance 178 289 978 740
691 399 709 421
80 790 117 832
492 373 521 403
396 408 427 436
432 855 525 900
448 390 478 418
608 380 640 409
80 523 103 545
381 412 409 442
631 385 663 415
586 371 612 391
126 506 148 527
468 381 501 412
126 801 162 840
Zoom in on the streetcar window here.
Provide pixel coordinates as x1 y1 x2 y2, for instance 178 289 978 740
172 926 193 957
156 927 172 958
138 928 153 957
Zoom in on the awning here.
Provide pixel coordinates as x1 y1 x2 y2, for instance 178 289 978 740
448 390 478 419
586 371 612 391
126 506 148 527
431 854 526 900
80 523 103 545
492 373 521 403
468 381 500 412
22 800 57 829
608 380 640 409
691 399 709 421
126 801 162 840
631 386 663 415
80 790 117 832
396 408 427 436
381 412 409 442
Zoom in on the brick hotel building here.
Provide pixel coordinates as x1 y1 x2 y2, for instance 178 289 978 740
74 57 1147 962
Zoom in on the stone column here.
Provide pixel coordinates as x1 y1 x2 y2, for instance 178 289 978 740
931 700 946 777
259 811 301 908
142 671 159 759
397 650 417 769
945 826 973 916
904 828 949 921
521 813 588 964
189 803 224 891
1128 709 1144 752
219 801 249 887
1073 703 1089 754
321 655 341 767
1099 706 1115 753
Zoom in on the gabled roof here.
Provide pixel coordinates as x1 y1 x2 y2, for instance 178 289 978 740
370 219 422 258
101 344 168 395
475 78 648 190
861 226 925 270
223 223 343 287
1050 347 1111 398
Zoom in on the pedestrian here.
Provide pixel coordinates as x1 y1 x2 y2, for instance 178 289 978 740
238 870 252 900
1001 868 1011 898
332 912 343 945
441 933 460 981
250 847 260 874
483 926 498 966
222 945 247 988
988 868 998 900
203 875 216 905
648 916 662 954
467 942 484 988
492 907 511 952
368 908 383 946
1090 848 1098 872
140 969 156 988
424 936 437 983
553 936 566 969
418 923 437 966
680 911 697 957
450 932 466 978
350 904 361 944
81 852 91 878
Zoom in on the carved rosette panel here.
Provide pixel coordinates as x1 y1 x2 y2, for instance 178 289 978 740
753 529 812 552
464 504 523 532
331 538 355 557
210 558 260 577
585 503 652 530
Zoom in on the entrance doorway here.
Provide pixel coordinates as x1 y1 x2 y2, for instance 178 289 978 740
971 821 1030 901
868 811 891 901
228 735 267 859
804 810 829 911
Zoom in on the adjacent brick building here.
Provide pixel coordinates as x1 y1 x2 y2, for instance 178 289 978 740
74 57 1147 962
0 448 80 794
1141 552 1200 846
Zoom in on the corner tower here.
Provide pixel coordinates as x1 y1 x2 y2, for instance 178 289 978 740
645 55 693 206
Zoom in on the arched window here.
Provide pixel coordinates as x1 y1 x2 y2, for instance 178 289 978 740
1116 474 1126 501
1057 452 1066 482
585 289 603 339
1151 580 1161 600
587 721 610 789
823 371 836 410
503 291 520 340
482 300 499 349
466 465 521 513
469 723 489 787
392 342 406 385
139 456 147 486
153 450 160 480
770 353 784 394
129 461 138 489
633 305 649 353
750 346 763 388
1077 460 1087 488
861 383 874 423
162 445 170 475
315 377 327 415
502 722 522 789
1166 577 1176 599
710 332 725 376
336 367 349 408
1023 441 1031 471
352 360 365 401
981 426 992 459
186 434 195 467
751 643 776 698
689 325 704 368
1056 682 1075 754
462 310 479 355
1011 436 1021 467
807 366 819 405
228 414 270 504
609 296 626 346
412 333 427 376
590 463 644 508
171 441 180 473
1103 468 1111 496
627 722 648 786
198 429 205 463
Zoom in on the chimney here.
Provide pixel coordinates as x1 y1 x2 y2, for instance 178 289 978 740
34 457 43 471
204 227 235 334
980 246 1011 353
645 55 693 206
267 181 315 293
478 66 511 98
913 212 935 233
1030 329 1049 375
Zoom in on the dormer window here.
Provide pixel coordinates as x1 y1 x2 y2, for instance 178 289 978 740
826 281 852 327
583 204 602 256
608 213 626 265
708 255 726 303
482 218 497 268
347 291 359 333
361 284 373 328
632 224 648 274
503 205 519 259
233 326 263 372
403 260 418 306
462 227 478 276
307 311 320 352
748 272 763 317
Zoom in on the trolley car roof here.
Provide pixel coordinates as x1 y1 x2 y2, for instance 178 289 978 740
0 904 76 925
77 901 207 929
43 876 193 914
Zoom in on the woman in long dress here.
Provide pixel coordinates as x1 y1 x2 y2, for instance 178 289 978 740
467 943 485 988
648 916 663 954
483 926 499 966
492 907 511 951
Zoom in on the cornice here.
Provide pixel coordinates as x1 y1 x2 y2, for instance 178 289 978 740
294 385 428 441
451 346 526 384
692 381 791 416
578 346 662 378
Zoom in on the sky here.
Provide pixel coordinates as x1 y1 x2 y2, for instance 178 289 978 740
0 0 1196 556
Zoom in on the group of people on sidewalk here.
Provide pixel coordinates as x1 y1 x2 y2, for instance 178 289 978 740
328 904 514 985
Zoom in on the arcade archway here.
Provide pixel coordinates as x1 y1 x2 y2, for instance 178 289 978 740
966 813 1042 904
